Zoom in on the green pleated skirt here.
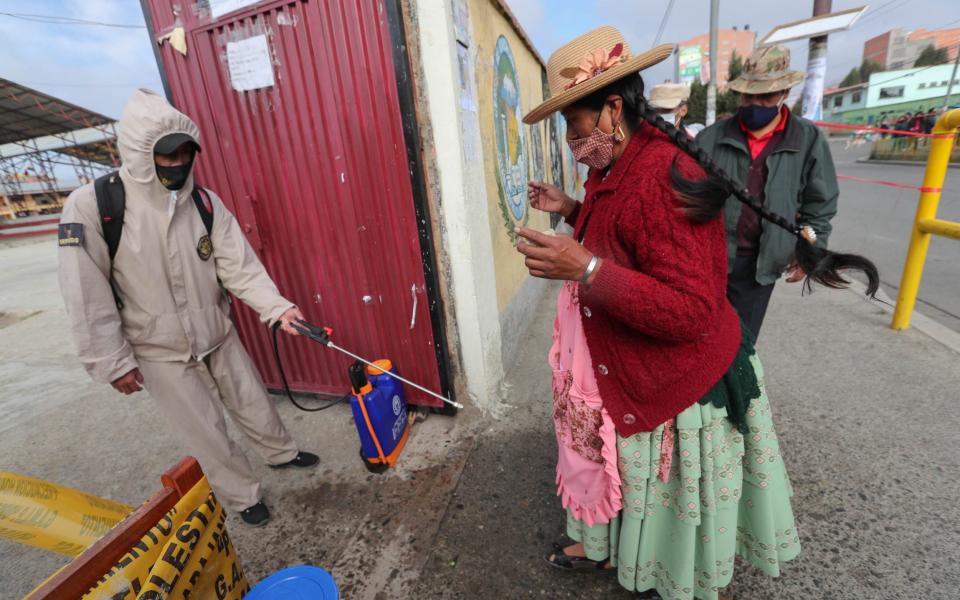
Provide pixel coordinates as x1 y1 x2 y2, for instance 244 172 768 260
565 353 800 600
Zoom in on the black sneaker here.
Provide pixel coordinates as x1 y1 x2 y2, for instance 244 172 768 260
240 502 270 527
269 451 320 470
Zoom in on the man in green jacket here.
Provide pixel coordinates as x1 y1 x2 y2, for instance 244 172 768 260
697 44 839 339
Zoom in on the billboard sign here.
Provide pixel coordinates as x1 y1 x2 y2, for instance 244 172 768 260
678 45 703 83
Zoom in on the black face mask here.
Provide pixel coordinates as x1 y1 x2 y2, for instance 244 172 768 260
156 158 194 191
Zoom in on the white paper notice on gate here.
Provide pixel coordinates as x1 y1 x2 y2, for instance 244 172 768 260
210 0 261 20
227 34 275 92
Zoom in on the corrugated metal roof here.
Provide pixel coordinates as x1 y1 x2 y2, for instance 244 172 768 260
0 78 114 145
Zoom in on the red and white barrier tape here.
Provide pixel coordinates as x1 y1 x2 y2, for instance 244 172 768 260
814 120 957 140
835 174 941 193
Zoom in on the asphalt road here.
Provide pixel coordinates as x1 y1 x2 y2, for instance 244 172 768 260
414 280 960 600
828 142 960 332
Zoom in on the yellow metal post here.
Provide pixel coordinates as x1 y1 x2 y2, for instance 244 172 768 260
891 108 960 330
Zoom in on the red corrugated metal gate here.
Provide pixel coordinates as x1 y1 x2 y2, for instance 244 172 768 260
140 0 451 409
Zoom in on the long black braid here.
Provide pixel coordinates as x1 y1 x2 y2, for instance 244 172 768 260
570 73 880 297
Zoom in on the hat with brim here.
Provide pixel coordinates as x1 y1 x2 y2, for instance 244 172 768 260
154 132 201 155
523 27 673 124
648 83 691 110
727 43 805 95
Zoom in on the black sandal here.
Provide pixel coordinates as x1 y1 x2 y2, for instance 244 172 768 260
544 543 610 571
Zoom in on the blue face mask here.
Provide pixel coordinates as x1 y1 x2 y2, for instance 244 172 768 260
738 102 781 131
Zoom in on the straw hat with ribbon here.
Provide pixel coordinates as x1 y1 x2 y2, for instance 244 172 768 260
523 26 673 124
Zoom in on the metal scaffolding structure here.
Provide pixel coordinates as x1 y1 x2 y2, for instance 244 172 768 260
0 78 119 217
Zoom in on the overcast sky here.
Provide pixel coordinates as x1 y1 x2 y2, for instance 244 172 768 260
0 0 957 120
0 0 162 119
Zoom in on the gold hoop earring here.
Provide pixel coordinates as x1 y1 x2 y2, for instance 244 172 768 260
613 123 626 143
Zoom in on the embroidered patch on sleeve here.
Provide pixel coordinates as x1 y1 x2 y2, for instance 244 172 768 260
58 223 85 247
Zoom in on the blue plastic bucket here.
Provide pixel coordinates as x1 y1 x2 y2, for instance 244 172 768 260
245 565 339 599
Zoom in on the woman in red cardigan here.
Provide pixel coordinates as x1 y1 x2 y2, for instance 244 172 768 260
517 28 877 600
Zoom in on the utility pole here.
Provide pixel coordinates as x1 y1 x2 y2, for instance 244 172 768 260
706 0 719 125
674 45 680 83
801 0 832 121
944 47 960 110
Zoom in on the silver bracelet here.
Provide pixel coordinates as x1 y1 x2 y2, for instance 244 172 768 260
579 255 599 284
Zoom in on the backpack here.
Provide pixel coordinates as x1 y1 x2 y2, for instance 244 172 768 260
94 171 214 309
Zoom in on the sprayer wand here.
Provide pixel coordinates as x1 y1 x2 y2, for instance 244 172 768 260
291 320 464 410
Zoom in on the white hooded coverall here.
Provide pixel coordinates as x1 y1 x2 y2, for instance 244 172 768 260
58 89 300 511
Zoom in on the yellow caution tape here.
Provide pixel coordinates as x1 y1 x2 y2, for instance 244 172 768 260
80 475 248 600
0 471 132 556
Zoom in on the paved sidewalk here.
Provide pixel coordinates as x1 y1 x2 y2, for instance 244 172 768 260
412 281 960 599
0 238 483 599
2 237 959 599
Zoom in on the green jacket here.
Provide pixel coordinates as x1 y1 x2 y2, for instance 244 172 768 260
696 113 839 285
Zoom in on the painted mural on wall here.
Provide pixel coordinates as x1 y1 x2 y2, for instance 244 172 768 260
493 35 528 240
547 113 564 188
575 163 589 198
548 113 567 228
528 122 545 185
563 122 579 199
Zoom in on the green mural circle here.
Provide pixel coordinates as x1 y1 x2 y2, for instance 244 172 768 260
493 35 528 236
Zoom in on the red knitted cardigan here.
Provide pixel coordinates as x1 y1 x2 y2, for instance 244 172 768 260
569 121 742 436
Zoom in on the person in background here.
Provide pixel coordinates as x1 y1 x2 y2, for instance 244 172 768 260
910 109 923 133
58 89 318 528
923 108 937 135
877 112 890 138
648 83 701 136
893 113 911 151
908 110 925 151
696 44 841 339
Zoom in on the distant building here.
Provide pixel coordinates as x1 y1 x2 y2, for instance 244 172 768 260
821 82 868 118
677 27 756 89
863 27 960 70
821 63 960 125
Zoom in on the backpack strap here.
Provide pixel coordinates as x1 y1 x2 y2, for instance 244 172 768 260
92 178 217 311
93 171 126 309
94 171 125 261
192 186 214 236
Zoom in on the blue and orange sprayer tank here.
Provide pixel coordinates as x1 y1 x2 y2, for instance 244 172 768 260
348 360 410 473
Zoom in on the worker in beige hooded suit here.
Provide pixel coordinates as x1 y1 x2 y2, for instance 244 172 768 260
58 89 316 527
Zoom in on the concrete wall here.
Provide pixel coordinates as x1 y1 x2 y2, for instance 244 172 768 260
467 0 550 313
406 0 579 411
466 0 553 371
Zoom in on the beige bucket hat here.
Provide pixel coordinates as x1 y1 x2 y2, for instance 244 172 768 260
523 26 673 124
728 44 805 95
648 83 691 110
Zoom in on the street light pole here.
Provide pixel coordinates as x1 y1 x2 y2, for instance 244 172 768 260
943 47 960 110
801 0 832 120
706 0 719 125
